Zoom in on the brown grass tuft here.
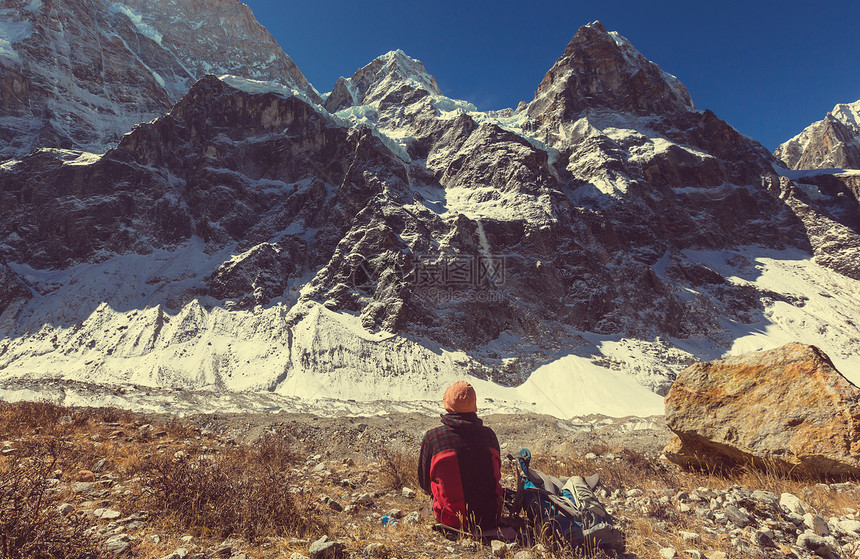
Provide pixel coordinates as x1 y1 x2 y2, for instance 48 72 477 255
161 416 196 440
0 439 107 559
373 443 419 491
0 399 73 437
135 433 323 542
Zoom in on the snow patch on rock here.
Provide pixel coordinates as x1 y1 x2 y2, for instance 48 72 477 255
0 17 32 61
109 3 163 45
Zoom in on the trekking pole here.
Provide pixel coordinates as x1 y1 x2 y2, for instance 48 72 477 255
505 454 524 514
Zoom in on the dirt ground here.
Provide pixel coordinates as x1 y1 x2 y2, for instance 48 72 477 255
180 410 672 463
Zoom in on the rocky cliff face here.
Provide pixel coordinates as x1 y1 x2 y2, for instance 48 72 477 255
1 16 860 413
766 172 860 280
776 100 860 170
0 0 317 159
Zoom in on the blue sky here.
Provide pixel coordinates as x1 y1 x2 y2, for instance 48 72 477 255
243 0 859 151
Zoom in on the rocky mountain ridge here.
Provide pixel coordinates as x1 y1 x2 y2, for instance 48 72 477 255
775 100 860 170
0 0 317 159
1 10 860 415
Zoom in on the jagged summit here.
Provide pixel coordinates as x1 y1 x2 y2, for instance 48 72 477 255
0 0 319 159
527 21 694 124
832 100 860 128
775 100 860 170
117 0 320 100
514 21 777 196
324 49 442 113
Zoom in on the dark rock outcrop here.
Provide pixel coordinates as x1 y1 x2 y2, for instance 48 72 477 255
0 75 390 270
0 258 31 315
764 174 860 280
207 241 307 309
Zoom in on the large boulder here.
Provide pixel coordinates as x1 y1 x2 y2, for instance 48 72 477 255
664 343 860 477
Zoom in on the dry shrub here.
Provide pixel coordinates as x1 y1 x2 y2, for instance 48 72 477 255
0 401 100 475
0 400 72 437
77 405 134 426
0 401 138 440
136 434 322 542
161 416 196 440
0 440 105 559
604 450 682 491
254 432 300 471
374 444 419 491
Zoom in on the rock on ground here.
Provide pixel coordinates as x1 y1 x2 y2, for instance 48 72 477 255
664 343 860 477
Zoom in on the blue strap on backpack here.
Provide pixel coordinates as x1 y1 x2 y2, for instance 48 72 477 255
517 448 538 489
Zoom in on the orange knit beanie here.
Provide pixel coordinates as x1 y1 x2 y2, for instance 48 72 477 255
443 381 477 413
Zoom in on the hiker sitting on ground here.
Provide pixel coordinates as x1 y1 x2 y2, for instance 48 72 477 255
418 381 503 532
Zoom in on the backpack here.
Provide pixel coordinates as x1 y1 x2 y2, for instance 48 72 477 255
507 449 622 551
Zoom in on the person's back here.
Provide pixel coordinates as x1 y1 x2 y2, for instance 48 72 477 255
418 381 502 531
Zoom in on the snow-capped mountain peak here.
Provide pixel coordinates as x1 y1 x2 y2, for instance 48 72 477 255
829 100 860 134
775 99 860 170
381 49 442 94
324 49 441 113
528 20 695 125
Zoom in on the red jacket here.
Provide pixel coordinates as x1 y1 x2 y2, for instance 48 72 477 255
418 412 502 530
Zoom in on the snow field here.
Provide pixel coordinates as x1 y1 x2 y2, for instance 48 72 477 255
3 240 860 418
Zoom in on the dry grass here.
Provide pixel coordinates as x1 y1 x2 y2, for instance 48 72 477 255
135 433 324 542
373 442 419 492
0 399 76 437
4 401 860 559
0 439 107 559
